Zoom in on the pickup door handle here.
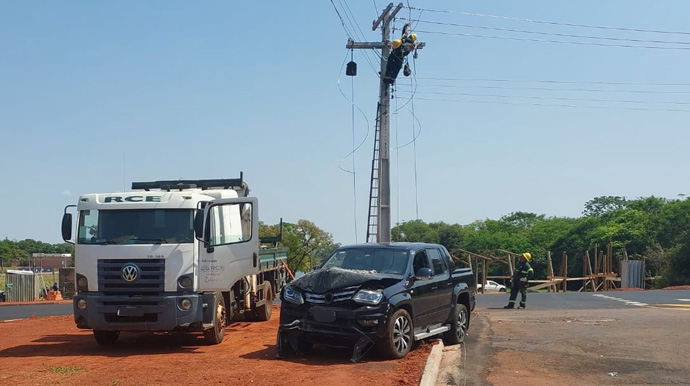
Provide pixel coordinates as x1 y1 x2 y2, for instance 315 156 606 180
447 282 453 287
431 286 438 290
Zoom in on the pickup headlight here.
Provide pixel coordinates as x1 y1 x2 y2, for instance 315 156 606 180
352 289 383 305
283 286 304 305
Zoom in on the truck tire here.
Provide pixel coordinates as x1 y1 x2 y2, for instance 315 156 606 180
93 330 119 346
377 308 413 359
443 303 468 345
204 295 227 345
255 282 273 322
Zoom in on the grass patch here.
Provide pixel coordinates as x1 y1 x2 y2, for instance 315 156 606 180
48 366 84 374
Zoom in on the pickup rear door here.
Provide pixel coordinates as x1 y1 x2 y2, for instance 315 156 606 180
198 198 259 292
426 247 454 322
410 250 437 329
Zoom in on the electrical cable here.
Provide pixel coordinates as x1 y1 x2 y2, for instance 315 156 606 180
416 29 690 50
415 77 690 87
396 82 690 94
405 7 690 36
395 90 690 105
350 49 358 242
415 20 690 46
336 51 371 174
410 97 690 113
410 57 420 220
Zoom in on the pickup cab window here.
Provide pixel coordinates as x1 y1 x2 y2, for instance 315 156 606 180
427 248 448 276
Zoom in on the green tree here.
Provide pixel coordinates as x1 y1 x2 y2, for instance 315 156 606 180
260 220 338 274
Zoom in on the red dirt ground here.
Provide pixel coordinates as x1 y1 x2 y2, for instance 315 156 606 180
0 306 430 386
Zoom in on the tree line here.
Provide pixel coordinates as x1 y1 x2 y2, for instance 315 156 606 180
390 196 690 288
0 238 74 268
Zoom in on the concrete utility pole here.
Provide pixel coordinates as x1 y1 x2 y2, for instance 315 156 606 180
346 3 425 243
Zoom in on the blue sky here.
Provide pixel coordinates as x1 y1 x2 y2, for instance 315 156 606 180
2 1 689 245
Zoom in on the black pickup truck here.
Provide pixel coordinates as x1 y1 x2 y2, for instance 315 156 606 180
276 242 476 362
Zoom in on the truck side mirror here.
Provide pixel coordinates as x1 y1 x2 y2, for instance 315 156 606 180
61 213 72 242
414 267 433 280
194 209 204 240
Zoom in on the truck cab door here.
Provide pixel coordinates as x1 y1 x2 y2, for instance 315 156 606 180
197 197 259 292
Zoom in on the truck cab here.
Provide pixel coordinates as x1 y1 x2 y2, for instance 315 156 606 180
62 175 286 345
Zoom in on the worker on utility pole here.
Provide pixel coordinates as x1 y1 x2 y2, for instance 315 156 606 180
383 30 417 85
504 253 534 309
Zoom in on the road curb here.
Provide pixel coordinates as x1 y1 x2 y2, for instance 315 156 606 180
419 339 444 386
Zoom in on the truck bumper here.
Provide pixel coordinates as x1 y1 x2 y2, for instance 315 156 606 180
73 293 203 331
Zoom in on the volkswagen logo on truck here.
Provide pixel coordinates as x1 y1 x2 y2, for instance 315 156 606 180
121 264 140 282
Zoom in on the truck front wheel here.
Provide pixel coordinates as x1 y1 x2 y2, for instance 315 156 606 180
93 330 119 346
204 295 227 345
378 309 413 359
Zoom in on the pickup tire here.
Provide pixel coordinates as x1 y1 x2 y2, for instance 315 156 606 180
255 282 273 321
204 295 227 345
378 309 413 359
93 330 119 346
443 303 468 345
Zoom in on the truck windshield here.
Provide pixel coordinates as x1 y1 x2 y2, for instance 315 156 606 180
320 248 409 275
77 209 194 245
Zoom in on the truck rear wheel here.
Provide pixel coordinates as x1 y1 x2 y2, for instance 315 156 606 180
443 303 468 345
255 282 273 321
377 309 413 359
93 330 119 346
204 295 227 345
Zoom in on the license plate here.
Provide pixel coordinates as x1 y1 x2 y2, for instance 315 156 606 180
117 306 144 317
312 308 336 323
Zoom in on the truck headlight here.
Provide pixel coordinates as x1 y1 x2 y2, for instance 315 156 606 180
178 276 193 289
77 299 87 310
283 286 304 305
352 289 383 305
77 275 88 291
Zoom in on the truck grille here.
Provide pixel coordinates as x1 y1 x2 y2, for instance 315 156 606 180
304 286 358 305
98 259 165 296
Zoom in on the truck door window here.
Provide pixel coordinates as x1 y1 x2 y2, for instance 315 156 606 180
427 248 448 276
209 203 253 246
412 252 431 275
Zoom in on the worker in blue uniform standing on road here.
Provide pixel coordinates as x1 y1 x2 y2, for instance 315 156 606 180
504 252 534 309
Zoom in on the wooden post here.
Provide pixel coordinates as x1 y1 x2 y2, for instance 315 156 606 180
546 251 554 292
507 253 513 277
482 258 487 295
563 252 568 292
474 257 480 293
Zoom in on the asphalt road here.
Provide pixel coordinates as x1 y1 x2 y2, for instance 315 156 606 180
0 303 72 321
477 289 690 310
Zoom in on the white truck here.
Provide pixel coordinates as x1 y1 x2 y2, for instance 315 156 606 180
61 174 288 345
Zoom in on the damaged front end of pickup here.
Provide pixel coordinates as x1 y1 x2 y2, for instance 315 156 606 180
276 267 398 363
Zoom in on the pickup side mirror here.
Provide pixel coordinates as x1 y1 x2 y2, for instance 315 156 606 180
61 213 72 242
415 267 433 280
312 265 320 271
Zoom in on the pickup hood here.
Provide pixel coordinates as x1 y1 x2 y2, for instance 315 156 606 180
290 267 401 293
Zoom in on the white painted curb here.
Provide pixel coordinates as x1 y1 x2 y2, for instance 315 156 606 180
419 339 444 386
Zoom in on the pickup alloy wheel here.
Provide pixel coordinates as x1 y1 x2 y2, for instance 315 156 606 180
443 303 468 345
379 309 413 359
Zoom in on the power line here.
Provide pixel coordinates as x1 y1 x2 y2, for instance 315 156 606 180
416 29 690 50
411 97 690 113
396 83 690 94
330 0 355 39
416 77 690 87
415 20 690 46
396 90 690 105
406 6 690 36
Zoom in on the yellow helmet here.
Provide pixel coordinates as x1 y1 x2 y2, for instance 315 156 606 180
410 33 417 41
392 39 402 49
522 252 532 261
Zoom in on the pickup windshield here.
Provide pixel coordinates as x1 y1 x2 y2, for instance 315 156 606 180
77 209 194 245
320 248 409 275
